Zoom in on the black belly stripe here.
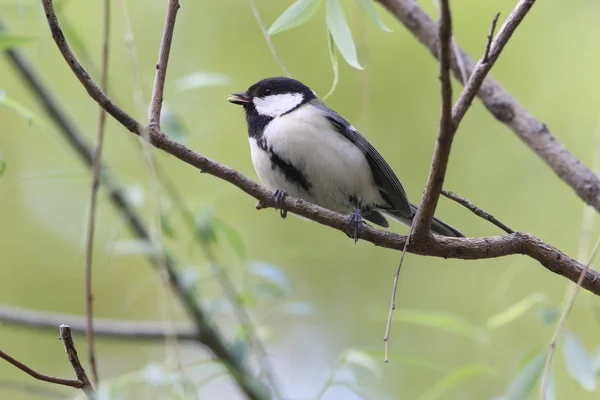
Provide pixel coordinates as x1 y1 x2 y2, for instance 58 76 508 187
256 137 312 193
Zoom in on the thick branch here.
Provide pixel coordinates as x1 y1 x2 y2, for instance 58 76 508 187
38 0 600 299
375 0 600 214
411 0 453 238
0 306 198 342
148 0 180 128
58 325 94 398
0 349 83 389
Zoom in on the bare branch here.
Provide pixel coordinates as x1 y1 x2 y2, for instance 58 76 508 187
413 1 534 239
148 0 180 128
411 0 453 239
375 0 600 216
483 13 500 63
452 1 535 126
539 237 600 398
442 190 513 234
59 325 94 398
0 306 198 342
38 0 600 300
83 0 111 386
0 349 83 389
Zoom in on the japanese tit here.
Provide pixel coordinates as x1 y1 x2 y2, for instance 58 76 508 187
228 76 463 238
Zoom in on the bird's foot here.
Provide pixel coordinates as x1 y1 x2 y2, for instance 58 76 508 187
348 208 362 244
274 189 288 219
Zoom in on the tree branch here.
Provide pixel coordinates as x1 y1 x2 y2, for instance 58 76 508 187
0 306 198 342
58 325 94 399
148 0 180 128
0 350 83 389
411 0 453 238
442 190 513 234
38 0 600 300
9 7 271 399
412 0 534 239
375 0 600 216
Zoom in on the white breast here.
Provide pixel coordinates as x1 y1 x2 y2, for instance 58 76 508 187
249 105 383 213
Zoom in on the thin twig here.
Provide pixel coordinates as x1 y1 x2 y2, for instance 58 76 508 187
0 306 198 341
442 190 513 234
411 0 453 239
248 0 291 77
383 227 412 362
59 325 94 398
538 236 600 398
483 13 500 63
37 0 600 300
83 0 111 386
0 349 83 389
148 0 180 128
452 2 535 126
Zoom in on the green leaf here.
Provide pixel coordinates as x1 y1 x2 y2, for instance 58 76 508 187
562 330 597 391
322 32 339 101
211 217 246 261
487 293 546 329
161 103 188 143
326 0 363 69
392 309 488 343
175 72 231 92
0 156 6 179
195 209 218 244
356 0 391 32
538 307 560 325
111 239 156 255
0 33 35 51
268 0 323 35
342 349 380 377
249 261 292 298
160 208 176 238
417 364 494 400
504 349 547 400
591 346 600 373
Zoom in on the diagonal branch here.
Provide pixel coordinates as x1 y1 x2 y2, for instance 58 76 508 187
412 0 535 239
375 0 600 216
148 0 180 128
38 0 600 301
0 349 83 389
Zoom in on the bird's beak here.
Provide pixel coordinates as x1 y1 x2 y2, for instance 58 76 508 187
227 92 250 105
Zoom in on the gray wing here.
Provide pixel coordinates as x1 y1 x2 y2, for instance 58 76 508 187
313 102 412 217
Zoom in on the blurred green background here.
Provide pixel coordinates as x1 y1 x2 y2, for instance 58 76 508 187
1 0 600 399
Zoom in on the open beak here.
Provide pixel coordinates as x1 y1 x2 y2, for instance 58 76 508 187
227 92 250 105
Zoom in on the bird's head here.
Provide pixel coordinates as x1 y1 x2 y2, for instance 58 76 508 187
228 76 317 118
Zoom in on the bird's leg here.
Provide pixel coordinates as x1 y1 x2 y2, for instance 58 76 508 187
255 189 288 218
274 189 288 219
348 207 362 244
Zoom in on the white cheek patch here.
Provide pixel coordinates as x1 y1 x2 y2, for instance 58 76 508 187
253 93 304 117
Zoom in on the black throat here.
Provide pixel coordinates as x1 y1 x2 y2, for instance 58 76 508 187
244 106 272 139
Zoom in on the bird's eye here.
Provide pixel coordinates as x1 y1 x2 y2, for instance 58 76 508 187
263 88 272 96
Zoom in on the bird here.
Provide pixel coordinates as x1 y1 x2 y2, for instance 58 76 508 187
227 76 463 240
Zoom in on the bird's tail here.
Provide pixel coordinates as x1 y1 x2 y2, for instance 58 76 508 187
382 203 464 237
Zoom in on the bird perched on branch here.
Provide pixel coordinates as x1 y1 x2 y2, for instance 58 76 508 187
228 76 463 240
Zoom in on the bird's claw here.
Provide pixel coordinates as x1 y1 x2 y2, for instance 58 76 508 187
348 208 362 244
274 189 288 219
